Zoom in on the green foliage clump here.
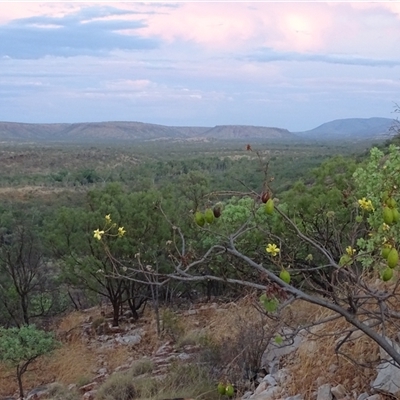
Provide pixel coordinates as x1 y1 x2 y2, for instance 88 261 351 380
0 325 59 399
354 145 400 268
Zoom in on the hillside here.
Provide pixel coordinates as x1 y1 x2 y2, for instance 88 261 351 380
297 117 395 140
0 121 209 142
0 121 293 143
0 117 397 143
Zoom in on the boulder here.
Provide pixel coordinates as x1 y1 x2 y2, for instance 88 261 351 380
26 383 60 400
261 329 303 373
250 386 280 400
371 338 400 396
317 383 332 400
331 384 346 399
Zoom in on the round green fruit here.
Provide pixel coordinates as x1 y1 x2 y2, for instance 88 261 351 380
217 382 226 395
392 208 400 223
225 384 234 397
194 211 205 227
280 269 291 284
204 208 214 224
387 197 397 208
387 248 399 269
382 267 394 282
265 199 274 215
382 191 389 203
383 207 394 225
381 246 392 259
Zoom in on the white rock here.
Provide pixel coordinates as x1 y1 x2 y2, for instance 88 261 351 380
262 374 277 386
262 329 304 368
366 395 381 400
371 338 400 396
285 395 303 400
115 330 142 345
357 394 369 400
331 384 346 399
317 383 332 400
253 381 268 395
250 386 280 400
273 368 290 383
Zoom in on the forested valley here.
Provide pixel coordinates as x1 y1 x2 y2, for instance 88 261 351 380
1 134 399 400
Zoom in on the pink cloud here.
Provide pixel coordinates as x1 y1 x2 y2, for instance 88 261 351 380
135 3 334 53
1 2 398 58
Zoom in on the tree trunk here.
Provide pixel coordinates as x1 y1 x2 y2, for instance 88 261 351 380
127 297 139 321
21 294 29 326
16 365 24 400
111 300 120 327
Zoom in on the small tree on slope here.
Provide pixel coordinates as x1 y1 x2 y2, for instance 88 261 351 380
0 325 59 399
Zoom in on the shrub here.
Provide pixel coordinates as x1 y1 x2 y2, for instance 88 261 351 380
158 363 218 400
130 358 154 377
96 373 137 400
160 308 184 342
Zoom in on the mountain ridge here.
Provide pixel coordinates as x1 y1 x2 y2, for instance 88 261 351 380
0 117 396 143
296 117 396 140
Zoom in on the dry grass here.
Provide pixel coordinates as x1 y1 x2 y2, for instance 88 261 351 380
0 290 397 399
0 341 99 396
44 341 98 385
283 304 379 399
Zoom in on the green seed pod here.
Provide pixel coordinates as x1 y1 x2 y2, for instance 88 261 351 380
194 211 205 227
392 208 400 223
387 248 399 269
382 267 394 281
383 207 394 225
217 383 226 395
387 197 397 209
204 208 214 224
279 269 291 284
381 246 392 259
265 199 274 215
225 384 234 397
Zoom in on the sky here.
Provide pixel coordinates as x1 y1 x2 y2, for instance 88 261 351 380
1 1 400 131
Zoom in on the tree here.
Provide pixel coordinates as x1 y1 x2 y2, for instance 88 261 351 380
46 183 171 325
0 214 57 327
0 325 58 399
112 144 400 369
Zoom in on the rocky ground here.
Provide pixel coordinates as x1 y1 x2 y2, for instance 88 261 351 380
0 298 397 400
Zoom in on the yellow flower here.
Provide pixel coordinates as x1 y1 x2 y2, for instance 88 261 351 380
93 229 105 240
382 223 390 231
358 198 374 211
117 227 126 237
266 243 280 257
346 246 356 256
105 214 111 222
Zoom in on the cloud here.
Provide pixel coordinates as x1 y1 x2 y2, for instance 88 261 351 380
244 48 400 67
0 6 159 59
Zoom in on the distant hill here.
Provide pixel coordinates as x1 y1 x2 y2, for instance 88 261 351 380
297 117 396 140
0 121 294 143
0 121 209 142
0 117 397 143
